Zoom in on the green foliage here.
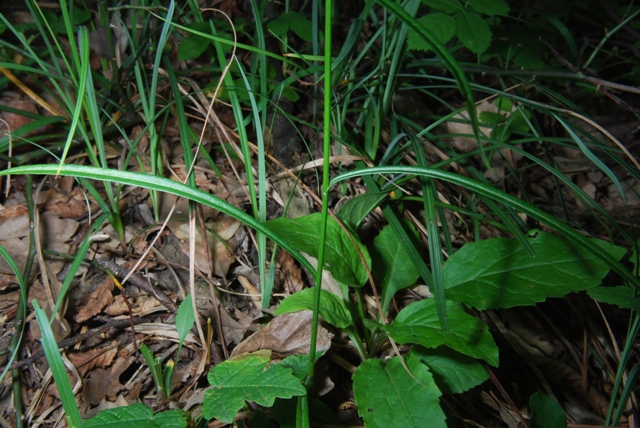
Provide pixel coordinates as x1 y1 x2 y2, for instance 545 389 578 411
177 22 213 61
202 354 306 423
139 296 195 400
384 299 499 367
371 223 420 313
410 347 489 394
337 191 389 230
82 404 188 428
443 230 627 310
34 301 83 428
266 213 371 287
267 11 313 42
352 354 446 427
408 0 509 54
275 288 353 329
588 286 640 312
529 393 567 428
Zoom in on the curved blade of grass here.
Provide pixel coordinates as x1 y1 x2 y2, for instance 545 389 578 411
0 247 27 384
49 213 110 323
410 133 448 331
553 113 625 203
56 26 90 174
376 0 485 166
0 164 317 278
33 301 82 427
331 166 640 290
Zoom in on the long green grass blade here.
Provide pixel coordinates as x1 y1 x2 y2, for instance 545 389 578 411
0 165 317 279
33 301 82 427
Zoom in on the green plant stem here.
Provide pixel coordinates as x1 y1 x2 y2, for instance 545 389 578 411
7 176 36 428
306 0 333 406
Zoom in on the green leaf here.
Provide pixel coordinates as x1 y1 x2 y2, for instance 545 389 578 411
588 286 640 312
34 301 82 428
274 288 353 329
455 11 492 54
82 403 188 428
371 224 420 313
468 0 510 16
444 231 627 310
178 35 210 60
421 0 462 13
353 355 446 427
529 393 567 428
178 22 213 60
407 14 456 52
337 191 388 230
176 295 195 345
267 11 312 42
410 346 488 394
266 213 371 286
384 299 499 367
139 345 165 398
202 355 306 423
479 111 507 125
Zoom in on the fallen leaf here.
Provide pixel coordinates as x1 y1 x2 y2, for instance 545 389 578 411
74 276 115 322
68 344 118 376
168 218 240 277
230 310 333 360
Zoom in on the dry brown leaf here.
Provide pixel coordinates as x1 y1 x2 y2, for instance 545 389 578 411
0 98 38 137
230 310 333 359
220 308 253 345
68 344 118 376
0 203 27 222
104 294 163 317
74 276 115 323
81 355 135 405
45 187 93 219
0 211 79 275
277 249 304 294
168 218 239 277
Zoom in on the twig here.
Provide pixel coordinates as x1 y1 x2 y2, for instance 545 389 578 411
94 257 177 314
5 316 155 371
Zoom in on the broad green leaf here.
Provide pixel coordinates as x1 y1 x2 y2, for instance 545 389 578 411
266 213 371 286
407 14 456 52
455 11 491 54
384 299 499 367
410 347 488 394
371 224 420 313
267 11 312 42
175 295 195 345
178 22 213 61
202 355 306 423
444 231 627 310
469 0 509 16
421 0 462 13
353 355 446 427
82 403 188 428
588 286 640 312
178 34 210 60
479 111 507 125
275 288 353 329
529 393 567 428
337 191 388 230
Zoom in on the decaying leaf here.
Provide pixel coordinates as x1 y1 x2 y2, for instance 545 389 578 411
68 344 118 376
167 217 240 277
230 310 333 360
75 276 115 323
0 212 78 275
